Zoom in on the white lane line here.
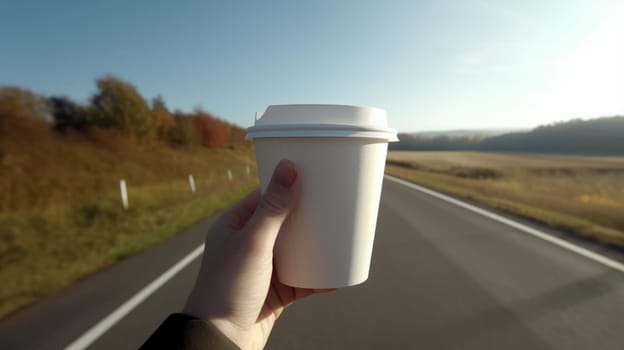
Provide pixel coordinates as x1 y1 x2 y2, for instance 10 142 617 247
65 244 205 350
385 175 624 274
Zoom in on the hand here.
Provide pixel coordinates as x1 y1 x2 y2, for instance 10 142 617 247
183 159 334 349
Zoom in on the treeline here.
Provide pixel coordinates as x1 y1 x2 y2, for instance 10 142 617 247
391 116 624 155
390 134 483 151
0 75 246 148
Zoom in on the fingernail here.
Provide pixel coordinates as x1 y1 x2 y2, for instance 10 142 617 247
273 159 297 188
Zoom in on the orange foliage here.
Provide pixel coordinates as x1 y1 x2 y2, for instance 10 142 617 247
195 111 227 148
0 80 249 149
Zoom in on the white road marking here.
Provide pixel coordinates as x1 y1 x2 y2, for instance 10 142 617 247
385 175 624 274
64 244 205 350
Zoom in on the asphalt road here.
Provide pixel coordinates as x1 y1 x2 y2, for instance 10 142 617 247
1 176 623 349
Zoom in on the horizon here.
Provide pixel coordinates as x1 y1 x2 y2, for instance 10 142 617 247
2 1 623 132
405 115 624 134
406 126 529 134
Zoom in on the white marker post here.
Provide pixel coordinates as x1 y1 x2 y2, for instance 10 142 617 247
245 165 250 177
119 179 129 210
188 174 196 193
227 169 233 181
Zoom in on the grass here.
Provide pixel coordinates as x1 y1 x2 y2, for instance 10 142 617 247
0 117 258 319
386 151 624 248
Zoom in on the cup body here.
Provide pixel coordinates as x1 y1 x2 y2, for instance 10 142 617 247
248 104 397 288
254 137 388 288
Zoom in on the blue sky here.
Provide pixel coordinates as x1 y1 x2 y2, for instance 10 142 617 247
1 0 623 132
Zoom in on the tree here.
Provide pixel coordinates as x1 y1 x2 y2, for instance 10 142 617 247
90 75 154 140
167 111 202 146
195 110 227 148
49 96 90 131
0 86 49 120
151 96 176 142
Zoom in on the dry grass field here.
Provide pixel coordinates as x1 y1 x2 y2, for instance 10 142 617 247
386 151 624 248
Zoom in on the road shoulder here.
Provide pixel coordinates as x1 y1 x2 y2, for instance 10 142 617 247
0 217 213 350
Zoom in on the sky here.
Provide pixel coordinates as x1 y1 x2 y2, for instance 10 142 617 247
1 0 623 132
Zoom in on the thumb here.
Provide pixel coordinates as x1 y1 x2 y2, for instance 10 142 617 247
244 159 298 250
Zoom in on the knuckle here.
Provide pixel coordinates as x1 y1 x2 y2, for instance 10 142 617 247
259 191 287 217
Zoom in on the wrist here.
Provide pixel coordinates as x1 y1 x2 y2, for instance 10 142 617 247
183 292 247 348
208 318 246 349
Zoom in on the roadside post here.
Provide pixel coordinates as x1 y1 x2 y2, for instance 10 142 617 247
119 179 129 210
188 174 196 193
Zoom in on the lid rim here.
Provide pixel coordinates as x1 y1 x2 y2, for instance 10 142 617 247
247 123 396 133
245 128 399 142
248 104 397 141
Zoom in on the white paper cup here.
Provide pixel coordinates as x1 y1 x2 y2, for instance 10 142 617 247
247 105 398 288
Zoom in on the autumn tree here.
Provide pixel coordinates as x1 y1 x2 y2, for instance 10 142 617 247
90 75 154 140
167 111 202 146
195 110 227 148
0 86 49 120
49 96 90 131
151 96 176 142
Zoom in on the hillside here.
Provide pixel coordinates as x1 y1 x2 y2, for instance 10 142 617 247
392 116 624 155
410 128 527 139
478 117 624 154
0 85 257 319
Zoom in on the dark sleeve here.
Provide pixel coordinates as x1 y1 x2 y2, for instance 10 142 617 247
139 313 240 350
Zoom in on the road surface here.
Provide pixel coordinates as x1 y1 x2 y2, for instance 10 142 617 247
1 176 623 349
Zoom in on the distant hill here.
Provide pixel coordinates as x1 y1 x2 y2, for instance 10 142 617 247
411 128 528 139
391 116 624 155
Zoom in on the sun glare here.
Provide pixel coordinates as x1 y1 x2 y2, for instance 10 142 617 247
535 6 624 121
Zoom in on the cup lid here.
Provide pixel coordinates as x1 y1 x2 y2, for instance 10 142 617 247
246 104 399 142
